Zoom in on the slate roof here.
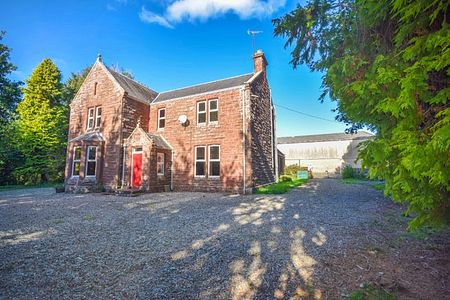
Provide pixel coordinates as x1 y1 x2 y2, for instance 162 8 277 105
278 131 374 144
69 131 105 143
108 69 158 102
148 134 172 150
153 73 254 103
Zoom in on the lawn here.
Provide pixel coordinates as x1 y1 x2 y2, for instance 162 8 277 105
255 178 307 194
0 182 64 191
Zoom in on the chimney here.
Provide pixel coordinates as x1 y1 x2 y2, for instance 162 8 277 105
253 49 268 73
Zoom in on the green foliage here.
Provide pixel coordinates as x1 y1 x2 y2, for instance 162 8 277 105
349 284 395 300
274 0 450 229
61 66 90 107
279 175 293 182
342 165 356 179
0 31 23 185
256 179 307 194
15 58 67 184
283 164 302 176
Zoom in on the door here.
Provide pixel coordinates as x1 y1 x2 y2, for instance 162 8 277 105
132 152 142 188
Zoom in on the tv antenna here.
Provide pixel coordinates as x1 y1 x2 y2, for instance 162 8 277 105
247 29 263 54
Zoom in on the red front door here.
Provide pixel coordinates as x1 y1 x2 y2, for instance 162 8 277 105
132 153 142 188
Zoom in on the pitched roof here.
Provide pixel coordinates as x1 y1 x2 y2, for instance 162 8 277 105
153 73 254 103
69 131 105 143
278 131 374 144
147 134 172 149
108 69 158 102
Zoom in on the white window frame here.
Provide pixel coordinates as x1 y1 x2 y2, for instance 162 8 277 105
157 152 165 175
194 146 206 177
208 145 220 178
208 99 218 124
85 146 97 177
87 107 94 130
72 146 81 177
158 108 166 130
197 101 207 125
95 106 102 128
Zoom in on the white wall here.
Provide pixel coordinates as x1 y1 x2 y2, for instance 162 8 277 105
277 139 367 176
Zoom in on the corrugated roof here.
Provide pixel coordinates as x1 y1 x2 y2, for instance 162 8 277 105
148 134 172 150
278 132 374 144
153 73 254 103
108 69 158 102
69 131 105 143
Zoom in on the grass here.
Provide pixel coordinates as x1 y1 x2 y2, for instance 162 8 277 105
255 178 307 194
341 178 385 191
349 284 395 300
0 182 64 191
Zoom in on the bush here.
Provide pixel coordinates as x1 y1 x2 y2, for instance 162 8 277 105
279 175 293 182
284 164 302 176
342 165 356 179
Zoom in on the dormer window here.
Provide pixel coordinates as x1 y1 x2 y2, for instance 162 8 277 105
95 107 102 128
87 108 94 129
158 108 165 129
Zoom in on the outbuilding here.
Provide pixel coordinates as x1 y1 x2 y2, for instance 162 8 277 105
277 132 373 177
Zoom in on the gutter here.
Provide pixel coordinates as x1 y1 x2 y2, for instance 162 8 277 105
119 96 125 188
241 87 246 194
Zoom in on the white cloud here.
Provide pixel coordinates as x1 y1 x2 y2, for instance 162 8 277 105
139 0 285 28
140 7 175 29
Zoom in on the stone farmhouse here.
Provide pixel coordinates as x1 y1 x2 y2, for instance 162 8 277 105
65 51 278 193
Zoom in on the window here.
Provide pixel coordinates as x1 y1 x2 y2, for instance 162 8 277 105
94 82 98 95
197 101 206 124
86 146 97 177
87 108 94 129
194 146 206 176
72 147 81 177
157 153 165 175
209 145 220 177
209 99 218 123
95 106 102 128
158 108 165 129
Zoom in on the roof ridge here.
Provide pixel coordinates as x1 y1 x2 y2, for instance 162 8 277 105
108 67 158 94
280 131 373 139
156 72 254 95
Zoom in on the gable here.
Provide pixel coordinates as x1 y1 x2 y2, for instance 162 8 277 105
69 60 125 108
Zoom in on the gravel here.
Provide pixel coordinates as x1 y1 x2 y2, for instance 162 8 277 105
0 179 447 299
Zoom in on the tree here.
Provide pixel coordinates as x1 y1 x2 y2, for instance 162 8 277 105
62 66 90 107
0 31 22 185
274 0 449 228
110 63 135 79
16 58 66 184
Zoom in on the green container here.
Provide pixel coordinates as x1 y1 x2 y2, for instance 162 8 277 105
297 171 308 180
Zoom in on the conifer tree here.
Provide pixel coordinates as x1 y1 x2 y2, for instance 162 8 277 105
16 58 66 184
274 0 449 228
0 31 22 185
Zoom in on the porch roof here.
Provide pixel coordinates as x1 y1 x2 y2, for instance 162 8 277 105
69 131 105 143
148 134 172 150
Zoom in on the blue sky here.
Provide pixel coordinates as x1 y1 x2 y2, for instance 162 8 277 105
2 0 348 136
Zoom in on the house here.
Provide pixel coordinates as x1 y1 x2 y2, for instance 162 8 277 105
277 132 373 177
65 50 278 193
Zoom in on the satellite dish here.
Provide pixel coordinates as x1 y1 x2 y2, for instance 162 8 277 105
178 114 188 124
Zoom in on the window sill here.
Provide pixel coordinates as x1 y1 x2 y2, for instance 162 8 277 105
208 176 220 180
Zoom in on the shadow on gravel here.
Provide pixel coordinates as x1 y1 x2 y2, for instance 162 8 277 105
1 180 448 299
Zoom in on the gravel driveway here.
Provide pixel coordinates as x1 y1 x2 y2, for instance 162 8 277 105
1 179 448 299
